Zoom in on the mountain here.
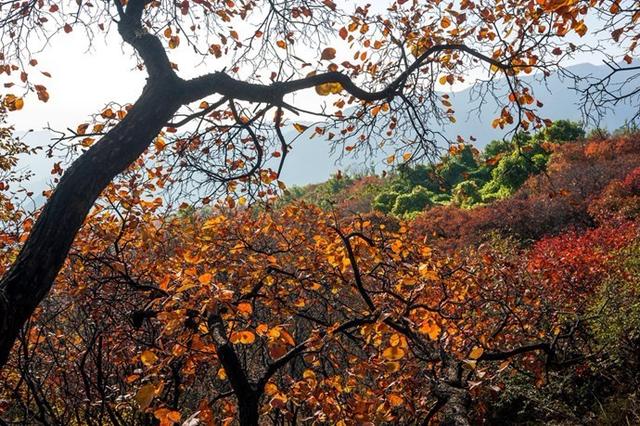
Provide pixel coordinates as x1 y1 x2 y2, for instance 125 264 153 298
280 62 638 186
14 62 639 192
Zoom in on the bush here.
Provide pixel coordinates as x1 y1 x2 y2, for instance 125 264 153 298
391 186 433 216
372 191 400 213
452 180 482 208
538 119 585 142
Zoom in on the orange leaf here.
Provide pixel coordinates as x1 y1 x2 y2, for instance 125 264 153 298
469 346 484 359
237 302 253 315
321 47 337 61
198 273 212 285
141 350 158 366
382 346 405 360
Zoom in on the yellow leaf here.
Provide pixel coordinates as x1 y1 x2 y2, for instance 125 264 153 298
293 123 308 133
382 346 405 360
574 21 587 37
265 382 279 396
141 350 158 366
438 75 448 85
463 359 477 369
231 330 256 345
419 320 441 340
217 368 227 380
402 152 412 162
315 82 342 96
386 154 395 164
135 383 156 410
469 346 484 360
13 97 24 110
183 251 200 264
418 263 438 280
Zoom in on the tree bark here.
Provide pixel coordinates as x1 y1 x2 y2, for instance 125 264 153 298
238 393 260 426
434 361 472 426
0 77 182 366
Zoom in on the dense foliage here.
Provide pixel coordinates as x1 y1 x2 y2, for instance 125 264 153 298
1 124 640 424
1 0 640 423
287 120 585 216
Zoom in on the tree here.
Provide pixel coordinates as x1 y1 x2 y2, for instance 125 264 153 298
536 119 585 143
391 185 433 216
0 0 629 374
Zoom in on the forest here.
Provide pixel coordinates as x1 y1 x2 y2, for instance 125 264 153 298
0 0 640 425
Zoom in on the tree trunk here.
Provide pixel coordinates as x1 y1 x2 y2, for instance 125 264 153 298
0 76 182 367
238 392 260 426
434 361 472 426
439 388 471 426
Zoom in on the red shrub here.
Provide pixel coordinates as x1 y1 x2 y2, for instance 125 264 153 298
623 166 640 195
526 221 638 307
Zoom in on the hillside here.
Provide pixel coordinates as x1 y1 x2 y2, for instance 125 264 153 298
274 129 640 423
278 62 638 186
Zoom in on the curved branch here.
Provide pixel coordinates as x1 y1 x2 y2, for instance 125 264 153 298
179 44 508 105
117 0 176 81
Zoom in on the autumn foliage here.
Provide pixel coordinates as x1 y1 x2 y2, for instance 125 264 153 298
0 130 638 424
1 0 640 423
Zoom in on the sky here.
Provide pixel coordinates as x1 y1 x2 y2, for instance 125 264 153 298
4 0 629 196
6 0 614 133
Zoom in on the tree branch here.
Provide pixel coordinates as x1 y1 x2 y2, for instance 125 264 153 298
179 44 508 105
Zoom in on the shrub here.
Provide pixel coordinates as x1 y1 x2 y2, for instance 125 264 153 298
391 186 433 216
372 191 400 213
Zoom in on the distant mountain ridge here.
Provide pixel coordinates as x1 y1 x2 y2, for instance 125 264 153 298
279 62 637 186
15 62 638 194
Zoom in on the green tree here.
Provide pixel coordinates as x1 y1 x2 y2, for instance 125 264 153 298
373 191 400 213
538 120 585 142
391 186 433 216
452 180 483 208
